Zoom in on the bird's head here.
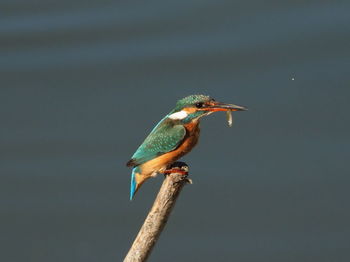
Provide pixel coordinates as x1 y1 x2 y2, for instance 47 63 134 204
167 94 247 123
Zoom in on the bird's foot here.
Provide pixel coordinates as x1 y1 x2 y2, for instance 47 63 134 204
163 168 188 175
163 161 192 184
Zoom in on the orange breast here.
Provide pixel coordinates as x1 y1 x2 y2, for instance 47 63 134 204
140 121 200 177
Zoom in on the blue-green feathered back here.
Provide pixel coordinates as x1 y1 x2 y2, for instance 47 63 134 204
126 117 186 167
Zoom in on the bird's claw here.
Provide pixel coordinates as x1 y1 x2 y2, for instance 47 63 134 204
163 161 192 184
163 168 188 175
185 178 193 184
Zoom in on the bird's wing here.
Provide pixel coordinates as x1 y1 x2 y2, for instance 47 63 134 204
126 120 186 167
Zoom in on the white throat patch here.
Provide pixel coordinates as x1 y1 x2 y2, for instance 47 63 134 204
168 110 188 120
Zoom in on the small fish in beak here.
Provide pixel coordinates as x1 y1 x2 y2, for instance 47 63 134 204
199 100 247 127
226 110 233 127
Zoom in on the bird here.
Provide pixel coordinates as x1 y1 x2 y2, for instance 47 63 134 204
126 94 247 200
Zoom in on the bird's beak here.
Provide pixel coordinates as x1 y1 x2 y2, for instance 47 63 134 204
205 101 248 112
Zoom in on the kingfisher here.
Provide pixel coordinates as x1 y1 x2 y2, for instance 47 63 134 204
126 94 247 200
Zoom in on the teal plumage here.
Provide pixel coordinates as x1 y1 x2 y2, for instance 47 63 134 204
127 95 212 168
171 94 212 112
126 94 247 200
127 118 186 167
130 167 138 201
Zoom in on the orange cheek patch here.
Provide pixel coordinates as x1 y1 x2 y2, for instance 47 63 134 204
183 107 197 114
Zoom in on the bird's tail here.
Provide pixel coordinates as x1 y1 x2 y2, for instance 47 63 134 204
130 167 148 201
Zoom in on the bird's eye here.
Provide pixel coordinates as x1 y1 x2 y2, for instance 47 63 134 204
195 102 204 108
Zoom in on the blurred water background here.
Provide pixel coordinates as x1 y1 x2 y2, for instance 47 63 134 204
1 0 350 261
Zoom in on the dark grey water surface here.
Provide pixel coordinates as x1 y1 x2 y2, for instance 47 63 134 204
1 1 350 261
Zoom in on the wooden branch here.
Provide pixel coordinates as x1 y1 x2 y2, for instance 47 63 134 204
124 162 191 262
